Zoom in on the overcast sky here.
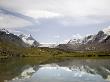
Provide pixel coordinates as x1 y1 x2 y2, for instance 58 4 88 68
0 0 110 43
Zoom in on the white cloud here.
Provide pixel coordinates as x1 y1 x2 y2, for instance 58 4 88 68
1 0 110 17
23 10 62 19
0 0 110 43
0 13 32 29
0 0 110 27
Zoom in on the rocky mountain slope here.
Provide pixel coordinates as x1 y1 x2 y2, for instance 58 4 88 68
19 34 39 47
57 27 110 51
0 29 39 47
0 29 26 47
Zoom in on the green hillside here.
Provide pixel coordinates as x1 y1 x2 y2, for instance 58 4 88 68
0 41 110 60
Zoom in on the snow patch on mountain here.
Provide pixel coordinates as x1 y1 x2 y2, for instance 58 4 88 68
0 28 10 34
39 43 58 48
99 35 108 42
103 26 110 35
82 35 94 44
19 34 39 47
68 34 83 44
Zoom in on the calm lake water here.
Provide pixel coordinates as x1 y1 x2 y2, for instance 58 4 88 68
0 58 110 82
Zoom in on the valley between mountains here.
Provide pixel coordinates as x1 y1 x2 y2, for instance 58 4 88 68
0 27 110 59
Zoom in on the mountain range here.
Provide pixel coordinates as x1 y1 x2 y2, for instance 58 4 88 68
0 26 110 51
57 26 110 51
0 28 39 47
0 7 110 51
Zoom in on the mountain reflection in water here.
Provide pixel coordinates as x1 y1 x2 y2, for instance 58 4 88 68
3 59 109 82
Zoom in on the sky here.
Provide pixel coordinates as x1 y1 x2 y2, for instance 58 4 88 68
0 0 110 43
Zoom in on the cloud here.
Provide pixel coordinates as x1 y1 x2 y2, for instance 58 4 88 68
0 0 110 27
0 13 32 28
0 0 110 43
1 0 110 17
23 10 62 19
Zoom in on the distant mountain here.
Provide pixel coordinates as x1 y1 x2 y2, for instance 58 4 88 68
0 28 27 47
68 34 83 45
19 34 39 47
57 27 110 51
38 43 58 48
0 28 39 47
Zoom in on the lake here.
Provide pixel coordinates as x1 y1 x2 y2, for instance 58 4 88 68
0 58 110 82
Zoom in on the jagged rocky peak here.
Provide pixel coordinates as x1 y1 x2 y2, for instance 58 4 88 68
0 28 39 47
0 28 27 47
68 39 82 44
26 34 35 40
68 34 83 44
57 26 110 51
19 34 33 40
0 28 10 34
92 27 110 43
80 27 110 47
82 35 94 44
19 34 39 47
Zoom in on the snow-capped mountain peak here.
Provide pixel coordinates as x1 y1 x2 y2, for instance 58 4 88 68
0 28 39 47
68 34 83 44
82 35 94 44
103 26 110 35
19 34 39 47
68 39 82 44
26 34 34 40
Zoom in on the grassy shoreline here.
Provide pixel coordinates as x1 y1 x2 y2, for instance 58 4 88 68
0 47 110 60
